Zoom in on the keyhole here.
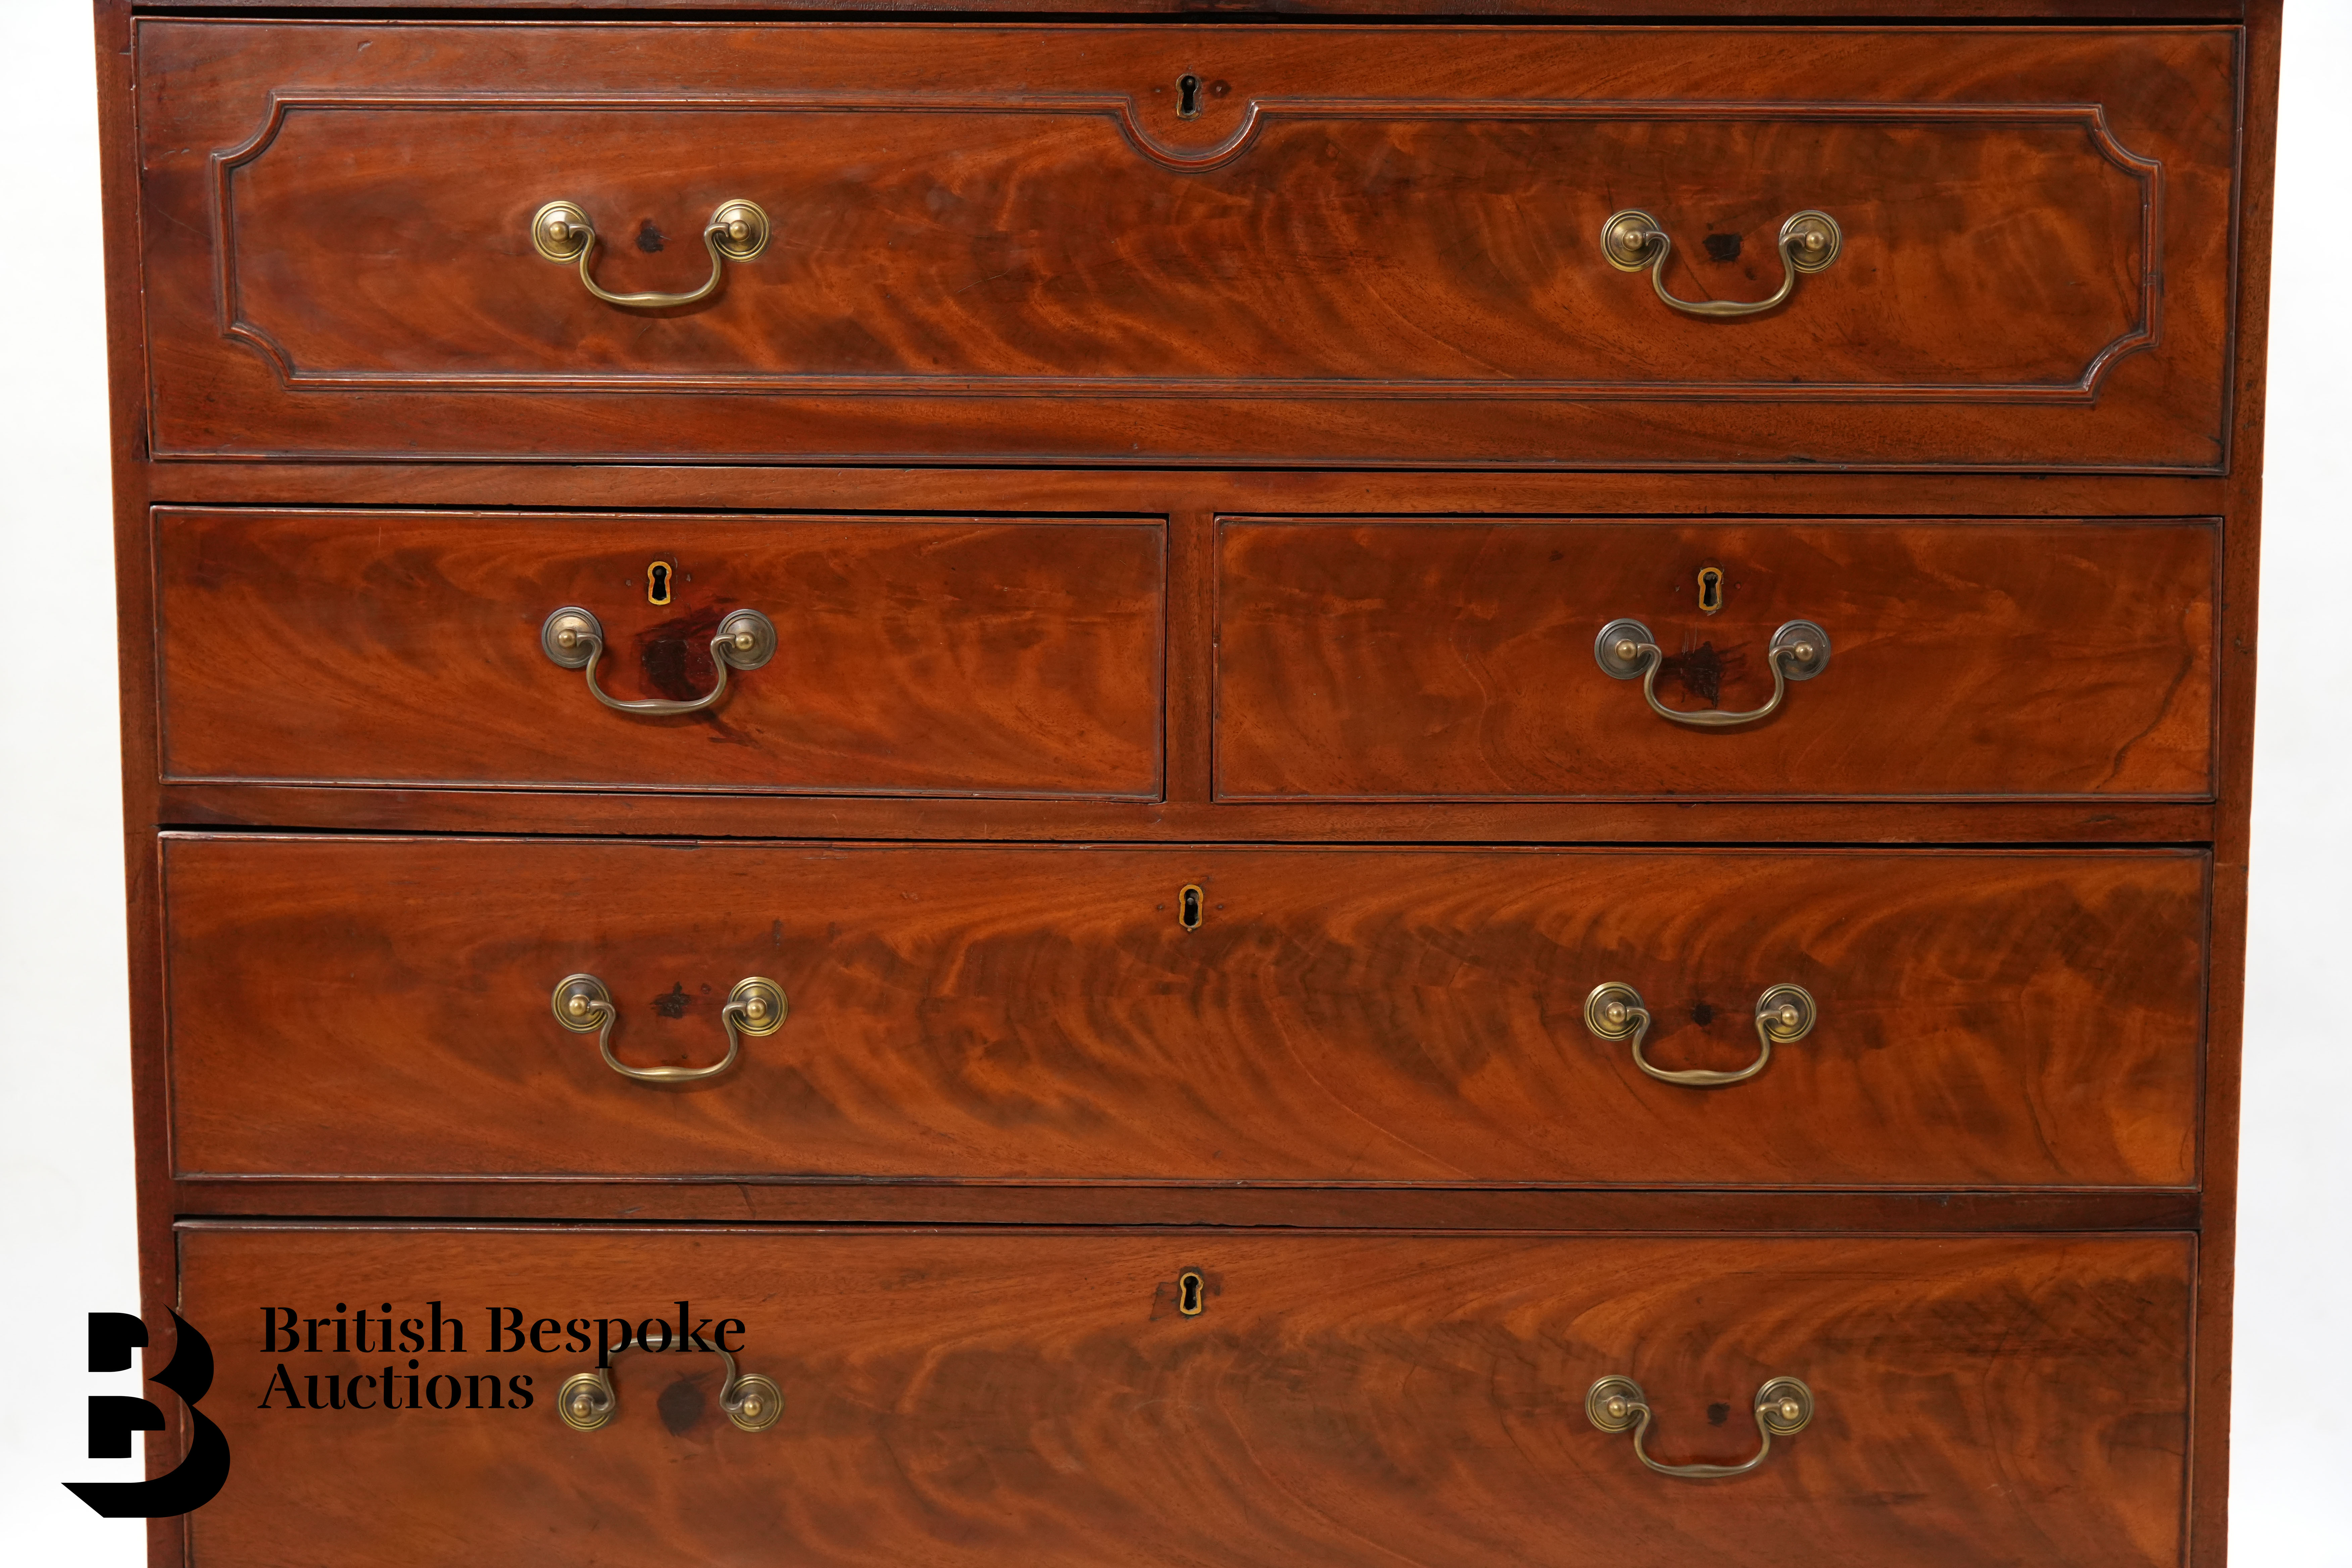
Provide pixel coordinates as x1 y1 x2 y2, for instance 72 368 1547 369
1177 1270 1205 1316
1696 565 1725 616
647 561 674 607
1178 885 1204 931
1177 74 1202 118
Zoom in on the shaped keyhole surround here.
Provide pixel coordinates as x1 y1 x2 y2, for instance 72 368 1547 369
1179 885 1205 931
1177 1270 1206 1316
1177 74 1202 118
647 561 674 607
1697 565 1725 616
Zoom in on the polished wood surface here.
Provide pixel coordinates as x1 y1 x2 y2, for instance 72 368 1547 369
153 782 2219 845
139 460 2239 518
179 1224 2192 1568
2190 9 2285 1557
164 836 2205 1187
156 509 1163 796
1218 519 2215 799
137 21 2236 468
161 0 2252 16
169 1181 2201 1232
93 1 2279 1560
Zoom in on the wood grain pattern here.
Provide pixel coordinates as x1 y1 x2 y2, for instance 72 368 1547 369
177 1225 2193 1568
90 1 2277 1560
134 22 2238 468
152 781 2219 847
139 460 2236 519
221 107 2153 391
151 0 2251 16
165 1182 2202 1232
2190 4 2284 1556
163 836 2205 1187
1217 519 2215 799
155 509 1163 796
91 6 194 1560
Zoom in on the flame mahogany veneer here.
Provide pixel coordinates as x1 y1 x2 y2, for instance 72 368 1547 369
179 1226 2193 1568
94 3 2272 1565
163 837 2207 1188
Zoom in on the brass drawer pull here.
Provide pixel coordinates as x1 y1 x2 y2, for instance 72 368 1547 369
1594 618 1829 728
541 605 777 716
1585 1375 1814 1480
531 198 772 310
1584 982 1816 1088
559 1340 781 1433
551 973 786 1084
1600 208 1842 319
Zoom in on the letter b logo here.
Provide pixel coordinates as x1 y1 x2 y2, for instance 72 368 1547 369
64 1311 232 1518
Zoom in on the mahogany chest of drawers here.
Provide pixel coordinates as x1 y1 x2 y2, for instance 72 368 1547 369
95 2 2275 1563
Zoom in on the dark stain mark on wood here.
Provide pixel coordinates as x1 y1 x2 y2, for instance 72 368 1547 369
635 220 666 254
655 1373 704 1435
638 606 727 702
1707 1401 1732 1426
1655 642 1744 705
1690 1001 1715 1027
650 982 691 1020
1703 232 1742 262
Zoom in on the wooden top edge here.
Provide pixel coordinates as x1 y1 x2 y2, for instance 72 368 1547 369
119 3 2249 24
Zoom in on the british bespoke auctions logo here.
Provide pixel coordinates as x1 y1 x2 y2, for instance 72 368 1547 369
63 1311 232 1519
251 1300 747 1412
64 1299 750 1518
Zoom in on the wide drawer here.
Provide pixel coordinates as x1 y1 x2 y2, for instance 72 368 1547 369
1217 518 2215 800
164 837 2204 1187
137 22 2238 468
154 509 1164 797
178 1224 2190 1568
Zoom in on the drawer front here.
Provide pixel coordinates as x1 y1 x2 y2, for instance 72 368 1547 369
179 1225 2190 1568
164 837 2204 1187
138 22 2237 468
155 509 1164 797
1216 519 2215 800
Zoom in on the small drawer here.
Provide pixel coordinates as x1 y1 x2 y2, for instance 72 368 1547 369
136 21 2237 468
154 509 1164 798
178 1224 2191 1568
164 836 2204 1188
1216 519 2215 801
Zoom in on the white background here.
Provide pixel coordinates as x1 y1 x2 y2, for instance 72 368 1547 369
4 2 2347 1562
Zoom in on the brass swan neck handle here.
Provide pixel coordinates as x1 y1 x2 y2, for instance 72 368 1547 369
1586 1375 1814 1479
558 1338 782 1433
1594 618 1830 729
1584 982 1816 1088
1600 208 1842 319
551 973 787 1084
541 606 777 717
531 198 771 310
